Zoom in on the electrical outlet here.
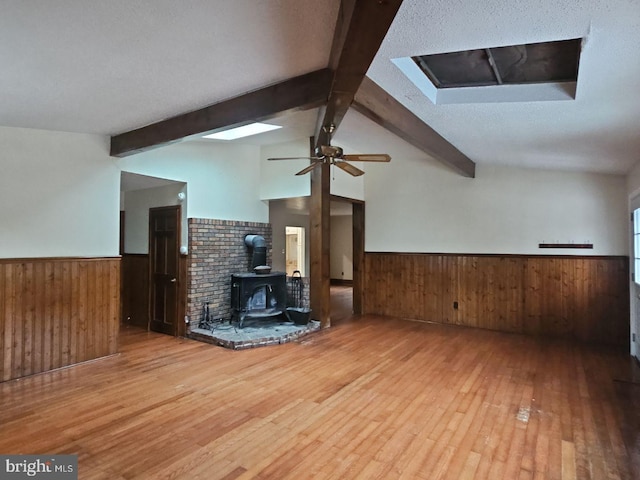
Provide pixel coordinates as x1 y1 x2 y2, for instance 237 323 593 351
453 301 459 310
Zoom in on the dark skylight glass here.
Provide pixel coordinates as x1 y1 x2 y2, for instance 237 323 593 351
413 39 582 89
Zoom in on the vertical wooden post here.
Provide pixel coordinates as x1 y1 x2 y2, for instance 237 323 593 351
309 137 331 328
352 202 365 315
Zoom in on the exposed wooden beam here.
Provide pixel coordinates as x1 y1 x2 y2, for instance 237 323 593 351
315 0 404 147
110 68 333 158
353 76 476 178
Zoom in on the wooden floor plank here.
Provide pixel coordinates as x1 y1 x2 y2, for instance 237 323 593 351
0 287 637 479
562 440 577 480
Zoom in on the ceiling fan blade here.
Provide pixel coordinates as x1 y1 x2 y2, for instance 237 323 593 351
342 154 391 162
268 156 319 161
334 160 365 177
295 161 322 176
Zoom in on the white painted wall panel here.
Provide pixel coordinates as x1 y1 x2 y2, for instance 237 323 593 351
260 139 311 200
365 158 627 256
0 126 119 258
119 141 267 223
330 164 365 201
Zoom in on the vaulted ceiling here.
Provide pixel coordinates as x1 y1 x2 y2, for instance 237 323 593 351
1 0 639 175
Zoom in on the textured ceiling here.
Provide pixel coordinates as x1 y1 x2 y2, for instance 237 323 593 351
368 0 640 174
1 0 639 174
0 0 339 135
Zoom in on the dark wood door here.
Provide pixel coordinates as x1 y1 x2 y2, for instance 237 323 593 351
149 206 180 335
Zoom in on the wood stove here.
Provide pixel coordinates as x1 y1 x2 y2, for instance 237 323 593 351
231 272 287 328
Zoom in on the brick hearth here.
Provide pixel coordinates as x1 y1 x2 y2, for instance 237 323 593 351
190 318 320 350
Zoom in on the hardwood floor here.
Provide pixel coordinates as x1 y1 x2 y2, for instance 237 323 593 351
330 285 353 324
0 307 638 479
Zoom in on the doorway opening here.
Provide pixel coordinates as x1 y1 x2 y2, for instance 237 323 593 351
120 171 186 336
329 198 364 324
285 226 305 276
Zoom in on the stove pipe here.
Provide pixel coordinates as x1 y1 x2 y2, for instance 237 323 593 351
244 234 267 269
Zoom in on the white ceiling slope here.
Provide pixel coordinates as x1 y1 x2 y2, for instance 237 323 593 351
0 0 339 135
369 0 640 174
1 0 639 174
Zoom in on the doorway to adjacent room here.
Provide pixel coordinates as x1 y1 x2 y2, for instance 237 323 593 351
285 226 305 276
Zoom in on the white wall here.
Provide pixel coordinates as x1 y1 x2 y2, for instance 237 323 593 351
119 141 268 222
330 215 353 280
330 163 365 201
627 161 640 200
365 158 628 255
123 183 187 254
260 139 311 200
0 126 120 258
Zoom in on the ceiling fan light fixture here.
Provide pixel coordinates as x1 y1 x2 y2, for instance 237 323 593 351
270 141 390 177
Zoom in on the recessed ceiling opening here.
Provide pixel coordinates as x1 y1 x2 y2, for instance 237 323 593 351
414 39 581 88
393 38 583 105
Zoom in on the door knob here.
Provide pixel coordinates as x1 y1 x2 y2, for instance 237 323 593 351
170 278 177 283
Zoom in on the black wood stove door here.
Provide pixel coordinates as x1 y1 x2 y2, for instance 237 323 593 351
231 272 287 327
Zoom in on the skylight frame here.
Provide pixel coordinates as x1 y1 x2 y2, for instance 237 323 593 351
412 39 581 89
203 122 282 141
393 38 583 105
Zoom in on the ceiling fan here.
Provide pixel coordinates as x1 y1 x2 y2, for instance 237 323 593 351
267 126 391 177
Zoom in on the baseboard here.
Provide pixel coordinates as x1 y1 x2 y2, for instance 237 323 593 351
330 279 353 286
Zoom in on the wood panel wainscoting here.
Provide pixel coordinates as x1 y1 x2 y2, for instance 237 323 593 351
364 253 629 348
0 257 120 382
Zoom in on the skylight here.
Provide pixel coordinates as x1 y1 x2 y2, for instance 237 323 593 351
413 39 581 88
393 38 583 105
203 122 282 140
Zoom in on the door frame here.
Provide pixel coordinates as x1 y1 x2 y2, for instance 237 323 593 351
148 205 182 336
